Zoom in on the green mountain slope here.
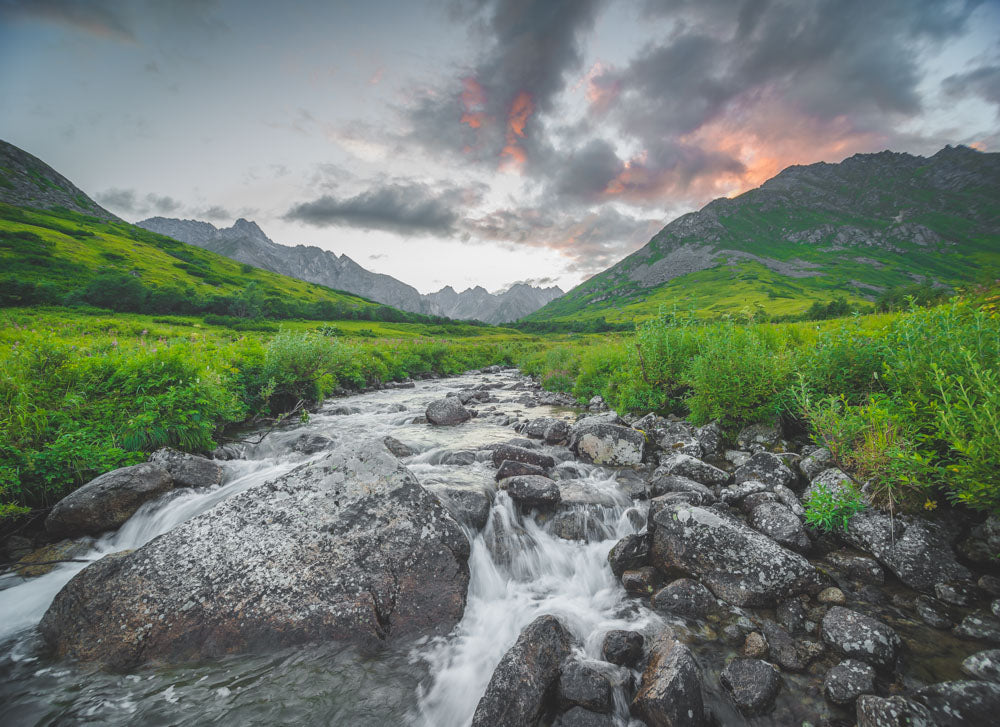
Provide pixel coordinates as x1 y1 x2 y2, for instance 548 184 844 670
0 140 417 320
527 146 1000 324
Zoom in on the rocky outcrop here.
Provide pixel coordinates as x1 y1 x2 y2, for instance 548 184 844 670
649 503 821 606
471 614 573 727
148 448 223 488
39 439 470 668
44 463 173 538
631 629 705 727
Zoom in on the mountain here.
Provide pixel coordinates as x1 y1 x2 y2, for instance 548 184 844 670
526 145 1000 324
0 140 118 221
137 217 563 323
0 140 414 320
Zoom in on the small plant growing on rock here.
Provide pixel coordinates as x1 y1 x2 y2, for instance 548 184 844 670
804 481 866 532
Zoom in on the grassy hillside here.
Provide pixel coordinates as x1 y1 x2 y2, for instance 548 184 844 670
527 146 1000 325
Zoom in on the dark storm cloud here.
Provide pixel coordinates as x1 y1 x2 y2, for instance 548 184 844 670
284 181 482 235
944 65 1000 111
404 0 605 164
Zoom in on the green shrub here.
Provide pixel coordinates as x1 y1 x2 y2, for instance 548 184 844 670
804 481 866 532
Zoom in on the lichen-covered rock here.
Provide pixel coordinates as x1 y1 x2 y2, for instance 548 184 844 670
695 421 723 457
623 567 663 596
658 454 730 486
954 613 1000 643
571 423 645 466
962 649 1000 682
743 632 769 659
649 502 821 607
149 448 223 488
544 420 571 445
383 436 416 458
773 484 806 517
39 439 471 668
499 475 561 508
291 432 337 455
15 538 95 577
495 459 546 480
736 423 782 451
914 680 1000 726
844 509 971 592
799 447 833 481
45 463 174 538
802 468 856 504
821 606 900 669
824 659 875 705
721 658 781 716
608 533 649 577
630 629 705 727
826 549 885 584
558 660 614 714
471 614 573 727
934 579 979 607
602 629 644 667
749 502 811 553
489 443 555 470
553 706 616 727
856 695 934 727
915 595 954 629
424 483 492 530
760 620 807 672
426 397 471 425
648 473 715 502
651 578 718 619
733 452 795 489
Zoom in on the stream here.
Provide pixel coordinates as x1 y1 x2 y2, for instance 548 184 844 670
0 370 657 726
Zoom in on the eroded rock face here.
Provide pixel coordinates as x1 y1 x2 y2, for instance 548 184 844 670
39 439 471 668
821 607 900 669
570 423 645 466
471 614 573 727
649 503 821 607
149 448 223 488
630 629 705 727
44 463 174 538
426 397 472 425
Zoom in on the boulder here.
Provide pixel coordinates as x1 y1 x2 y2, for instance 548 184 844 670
743 631 769 658
45 463 174 538
799 447 833 481
602 630 644 667
570 423 645 466
495 459 546 480
608 533 650 578
824 659 875 705
914 680 1000 727
856 695 934 727
471 614 573 727
760 620 807 672
39 439 470 668
543 420 571 445
500 475 561 508
733 452 795 489
630 629 705 727
290 433 336 455
149 448 223 488
695 421 723 457
489 444 555 470
777 598 807 633
658 454 729 486
651 579 718 619
721 658 781 716
749 502 811 553
558 660 614 714
954 613 1000 643
426 397 471 425
525 417 561 439
821 606 900 669
844 510 971 592
719 480 770 505
14 538 95 577
649 503 821 607
962 649 1000 682
826 549 885 584
382 436 416 458
442 450 477 466
802 468 856 504
622 567 663 596
648 473 714 502
736 423 782 451
423 483 492 530
552 707 615 727
935 579 979 607
915 595 954 629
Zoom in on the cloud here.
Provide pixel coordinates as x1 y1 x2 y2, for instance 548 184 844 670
95 188 182 216
284 181 481 235
0 0 135 40
943 65 1000 112
197 205 231 221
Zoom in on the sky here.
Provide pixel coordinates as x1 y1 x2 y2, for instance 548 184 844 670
1 0 999 294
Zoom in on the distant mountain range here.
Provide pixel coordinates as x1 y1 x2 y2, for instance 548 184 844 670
527 145 1000 324
137 217 563 323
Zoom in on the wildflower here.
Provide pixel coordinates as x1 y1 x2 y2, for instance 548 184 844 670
924 499 938 511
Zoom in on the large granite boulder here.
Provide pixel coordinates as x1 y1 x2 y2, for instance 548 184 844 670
733 452 795 489
914 680 1000 726
649 503 821 607
570 423 645 466
844 510 971 592
821 606 900 669
426 397 472 425
149 448 223 488
39 439 470 668
631 629 705 727
658 454 730 486
489 444 555 470
44 463 173 538
471 614 573 727
721 658 781 716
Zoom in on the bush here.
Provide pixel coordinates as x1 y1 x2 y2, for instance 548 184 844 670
804 481 866 532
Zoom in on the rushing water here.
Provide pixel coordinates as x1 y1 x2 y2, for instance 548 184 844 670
0 370 659 726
